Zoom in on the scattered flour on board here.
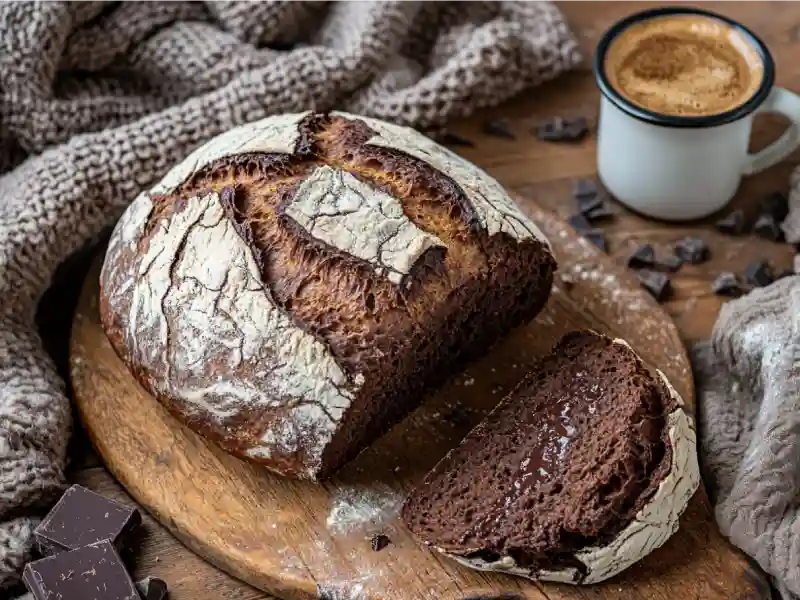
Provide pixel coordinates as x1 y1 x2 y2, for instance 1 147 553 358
326 484 403 536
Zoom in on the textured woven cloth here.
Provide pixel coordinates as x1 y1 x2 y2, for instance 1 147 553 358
693 275 800 599
0 0 581 593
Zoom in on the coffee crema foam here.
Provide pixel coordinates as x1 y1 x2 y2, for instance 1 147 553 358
605 14 764 117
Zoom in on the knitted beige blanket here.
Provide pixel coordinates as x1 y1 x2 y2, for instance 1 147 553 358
0 0 582 593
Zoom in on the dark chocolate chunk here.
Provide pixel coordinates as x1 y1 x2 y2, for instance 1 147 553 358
577 195 604 215
674 236 709 264
715 209 746 235
585 205 615 222
439 132 475 148
627 244 655 268
483 119 516 140
761 191 789 222
653 253 683 272
567 213 593 234
585 230 608 253
573 178 598 200
535 116 589 142
744 261 774 287
637 269 671 301
370 533 391 552
136 576 169 600
711 272 744 296
23 540 138 600
34 484 141 556
753 213 783 241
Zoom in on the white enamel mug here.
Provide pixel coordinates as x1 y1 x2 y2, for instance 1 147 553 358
594 7 800 221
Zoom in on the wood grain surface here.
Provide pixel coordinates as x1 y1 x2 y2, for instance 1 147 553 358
70 198 767 600
52 2 800 599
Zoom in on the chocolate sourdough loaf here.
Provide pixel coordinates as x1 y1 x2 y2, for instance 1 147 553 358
99 111 556 480
402 331 700 584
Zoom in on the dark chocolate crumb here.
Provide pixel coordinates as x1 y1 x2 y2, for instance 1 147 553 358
573 178 598 199
567 213 593 234
753 213 783 242
136 576 169 600
535 116 589 142
371 534 391 552
653 253 683 273
744 261 774 287
627 244 655 268
637 269 671 301
439 132 475 148
761 191 789 222
483 119 516 140
585 205 615 223
674 236 709 264
715 209 746 235
585 230 608 253
711 272 744 296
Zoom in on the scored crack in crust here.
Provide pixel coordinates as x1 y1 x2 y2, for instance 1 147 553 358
99 111 556 480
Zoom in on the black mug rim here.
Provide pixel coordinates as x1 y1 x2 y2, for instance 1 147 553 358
593 6 775 128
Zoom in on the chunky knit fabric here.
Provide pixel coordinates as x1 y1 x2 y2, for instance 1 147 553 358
0 1 580 592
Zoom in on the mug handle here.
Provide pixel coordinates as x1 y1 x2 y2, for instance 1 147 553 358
743 87 800 175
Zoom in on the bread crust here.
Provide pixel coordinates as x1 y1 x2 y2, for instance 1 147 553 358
99 112 555 480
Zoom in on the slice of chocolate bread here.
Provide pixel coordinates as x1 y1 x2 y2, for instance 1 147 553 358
402 331 700 584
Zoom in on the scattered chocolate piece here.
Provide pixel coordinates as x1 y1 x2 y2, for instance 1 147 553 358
567 213 593 234
585 205 615 222
627 244 655 268
34 484 141 556
483 119 516 140
711 272 744 296
744 261 774 287
371 534 391 552
136 577 169 600
572 178 598 199
753 213 783 242
637 269 671 302
577 195 604 215
535 116 589 142
674 236 709 264
23 540 138 600
761 191 789 222
439 132 475 148
653 253 683 273
715 209 746 235
585 230 608 253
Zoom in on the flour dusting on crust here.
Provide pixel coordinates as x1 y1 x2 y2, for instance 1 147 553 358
332 111 549 247
286 165 445 284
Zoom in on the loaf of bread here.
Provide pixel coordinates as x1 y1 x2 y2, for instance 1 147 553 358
402 330 700 584
99 111 556 480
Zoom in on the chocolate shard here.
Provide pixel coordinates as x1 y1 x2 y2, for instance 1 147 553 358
714 209 746 235
439 132 475 148
563 116 590 141
585 205 615 222
627 244 655 268
136 576 169 600
753 213 783 242
23 540 138 600
572 178 598 200
567 213 593 234
653 253 683 273
370 533 391 552
585 230 608 253
674 236 709 264
711 272 744 296
637 269 671 302
536 116 589 142
744 260 774 287
483 119 516 140
577 195 604 215
761 191 789 222
34 484 141 556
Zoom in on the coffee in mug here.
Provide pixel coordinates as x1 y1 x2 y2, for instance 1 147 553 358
594 8 800 221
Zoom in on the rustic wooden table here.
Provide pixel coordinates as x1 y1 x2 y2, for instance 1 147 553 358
34 2 798 598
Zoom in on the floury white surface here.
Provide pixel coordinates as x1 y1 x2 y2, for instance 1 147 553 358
596 88 800 221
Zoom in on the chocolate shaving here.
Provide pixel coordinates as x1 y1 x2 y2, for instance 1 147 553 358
753 213 783 242
637 269 671 302
627 244 655 269
744 261 774 287
535 116 589 142
585 205 615 223
585 230 608 253
567 213 593 234
674 236 709 264
136 577 169 600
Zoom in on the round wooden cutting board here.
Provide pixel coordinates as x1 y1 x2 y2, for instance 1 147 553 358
70 196 766 600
